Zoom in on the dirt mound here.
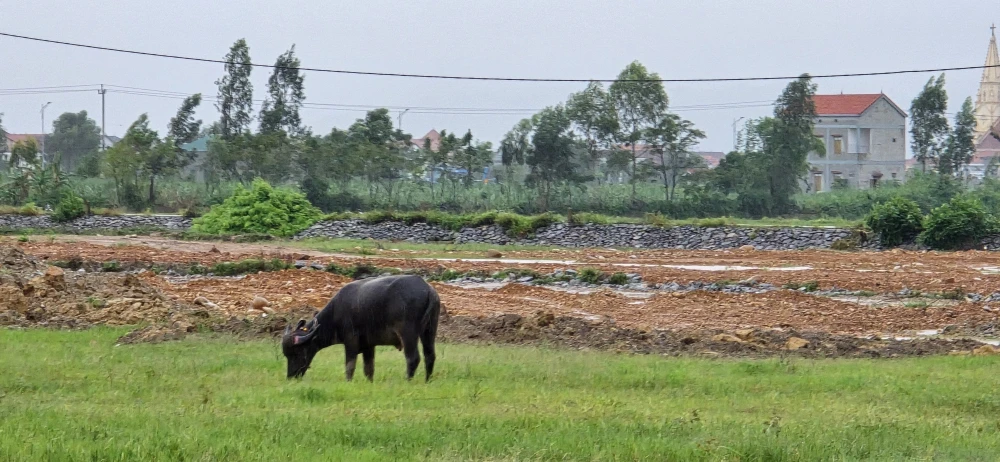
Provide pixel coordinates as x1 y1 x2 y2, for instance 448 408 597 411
0 245 220 329
140 270 350 315
439 313 989 358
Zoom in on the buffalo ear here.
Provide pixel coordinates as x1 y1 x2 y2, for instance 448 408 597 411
293 326 319 345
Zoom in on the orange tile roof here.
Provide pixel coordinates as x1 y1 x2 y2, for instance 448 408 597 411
813 94 883 116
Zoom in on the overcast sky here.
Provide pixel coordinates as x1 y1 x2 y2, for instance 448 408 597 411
0 1 995 156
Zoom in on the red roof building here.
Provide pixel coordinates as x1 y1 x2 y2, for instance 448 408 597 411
807 94 907 192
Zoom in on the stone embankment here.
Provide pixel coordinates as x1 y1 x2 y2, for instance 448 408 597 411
0 214 191 232
295 219 875 250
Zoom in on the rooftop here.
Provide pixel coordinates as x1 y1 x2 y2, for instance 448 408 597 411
813 94 884 116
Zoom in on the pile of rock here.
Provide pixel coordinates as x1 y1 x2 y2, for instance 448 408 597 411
0 214 191 232
295 219 875 251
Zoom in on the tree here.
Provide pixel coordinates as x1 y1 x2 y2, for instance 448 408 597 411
102 141 142 207
502 106 589 210
0 113 7 159
941 97 976 177
453 131 493 187
9 138 40 171
45 111 101 171
259 46 306 135
566 81 616 181
347 109 410 203
644 114 706 201
608 61 668 201
910 74 949 172
169 94 204 146
215 39 254 140
762 74 824 214
111 114 181 206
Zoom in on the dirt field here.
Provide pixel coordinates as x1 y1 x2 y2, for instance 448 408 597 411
5 235 1000 358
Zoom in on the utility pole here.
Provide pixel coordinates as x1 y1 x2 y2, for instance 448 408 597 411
732 116 745 152
99 84 107 151
397 108 410 132
40 102 51 168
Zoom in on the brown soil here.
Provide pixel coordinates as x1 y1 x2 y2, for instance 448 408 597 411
6 238 1000 358
14 236 1000 295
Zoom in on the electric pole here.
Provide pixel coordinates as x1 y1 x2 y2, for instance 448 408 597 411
732 117 744 152
398 108 409 132
99 84 107 151
40 102 51 168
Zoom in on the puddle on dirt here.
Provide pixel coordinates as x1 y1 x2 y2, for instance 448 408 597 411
978 266 1000 275
893 328 1000 346
429 258 579 265
426 257 812 272
610 264 812 271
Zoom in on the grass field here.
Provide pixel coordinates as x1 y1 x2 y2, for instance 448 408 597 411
3 329 1000 461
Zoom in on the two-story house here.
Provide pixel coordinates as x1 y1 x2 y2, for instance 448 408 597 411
806 93 907 192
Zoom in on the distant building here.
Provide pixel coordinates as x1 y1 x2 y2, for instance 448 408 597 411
1 134 46 168
806 93 907 192
178 135 214 182
411 129 442 151
974 27 1000 178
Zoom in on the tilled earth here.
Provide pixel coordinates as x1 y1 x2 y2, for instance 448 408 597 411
6 236 1000 358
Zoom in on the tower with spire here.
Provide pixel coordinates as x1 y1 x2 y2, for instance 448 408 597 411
974 24 1000 141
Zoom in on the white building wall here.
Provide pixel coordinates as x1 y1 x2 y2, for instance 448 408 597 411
805 97 906 192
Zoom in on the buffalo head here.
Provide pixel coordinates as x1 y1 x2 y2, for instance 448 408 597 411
281 316 321 379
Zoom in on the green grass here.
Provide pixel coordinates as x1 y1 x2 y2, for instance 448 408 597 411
3 328 1000 460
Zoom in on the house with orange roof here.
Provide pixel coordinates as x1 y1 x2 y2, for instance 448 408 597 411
806 93 907 192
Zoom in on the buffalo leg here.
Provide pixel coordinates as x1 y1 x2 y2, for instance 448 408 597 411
420 330 436 382
362 346 376 382
344 346 359 382
402 334 421 380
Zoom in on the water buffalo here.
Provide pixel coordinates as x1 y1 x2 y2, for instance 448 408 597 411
281 275 441 382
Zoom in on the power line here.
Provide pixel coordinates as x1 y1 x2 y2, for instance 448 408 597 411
3 31 998 83
1 83 779 115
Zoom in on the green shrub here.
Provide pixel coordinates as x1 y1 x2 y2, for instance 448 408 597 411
643 212 670 227
568 212 612 226
696 217 730 228
192 179 322 237
209 259 291 276
919 196 993 250
18 203 42 216
864 196 924 247
577 267 604 284
607 272 629 285
52 192 86 223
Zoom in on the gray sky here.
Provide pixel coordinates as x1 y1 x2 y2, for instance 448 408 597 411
0 0 995 156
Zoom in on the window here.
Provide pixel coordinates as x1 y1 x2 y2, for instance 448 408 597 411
832 135 843 154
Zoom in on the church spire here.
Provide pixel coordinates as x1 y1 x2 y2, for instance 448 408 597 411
974 26 1000 140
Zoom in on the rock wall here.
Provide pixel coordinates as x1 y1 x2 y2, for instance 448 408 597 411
0 214 191 232
295 219 874 250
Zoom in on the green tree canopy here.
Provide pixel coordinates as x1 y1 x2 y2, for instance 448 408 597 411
45 111 101 171
941 96 976 177
215 39 254 140
910 74 949 172
608 61 668 200
259 46 306 135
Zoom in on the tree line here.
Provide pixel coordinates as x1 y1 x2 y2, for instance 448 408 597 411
0 38 986 219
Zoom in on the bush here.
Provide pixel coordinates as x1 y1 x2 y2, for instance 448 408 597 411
52 192 86 223
577 267 604 284
864 196 924 247
919 196 993 250
18 203 42 216
192 178 322 237
607 272 629 285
